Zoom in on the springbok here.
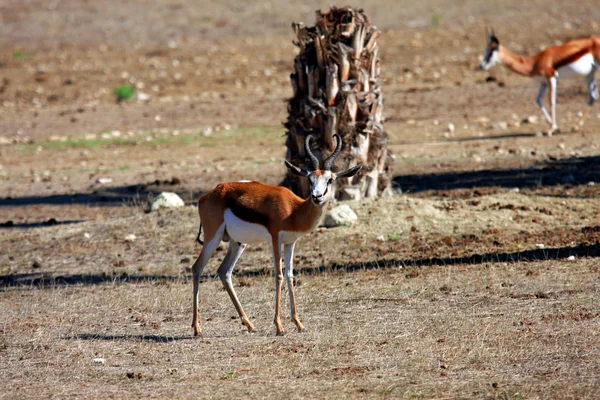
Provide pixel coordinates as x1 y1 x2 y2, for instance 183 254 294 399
191 134 361 336
480 28 600 136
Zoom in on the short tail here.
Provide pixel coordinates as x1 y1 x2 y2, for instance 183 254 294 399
195 222 204 245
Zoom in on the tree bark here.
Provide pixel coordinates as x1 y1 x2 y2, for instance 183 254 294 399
282 6 393 201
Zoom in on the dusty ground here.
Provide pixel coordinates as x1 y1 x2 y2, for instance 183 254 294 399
1 1 600 399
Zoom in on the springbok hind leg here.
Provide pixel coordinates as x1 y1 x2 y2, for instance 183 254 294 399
191 224 224 336
217 241 256 333
573 72 598 131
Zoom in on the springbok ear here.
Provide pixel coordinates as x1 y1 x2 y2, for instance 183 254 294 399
285 160 310 177
490 28 499 45
335 164 362 180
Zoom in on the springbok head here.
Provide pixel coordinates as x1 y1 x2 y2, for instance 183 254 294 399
285 134 362 205
480 27 501 70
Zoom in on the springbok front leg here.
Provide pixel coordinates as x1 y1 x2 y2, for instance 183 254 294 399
191 224 225 336
547 76 559 136
217 241 256 333
536 81 553 125
272 237 285 336
283 242 305 332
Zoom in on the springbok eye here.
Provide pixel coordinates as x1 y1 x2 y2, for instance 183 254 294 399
328 178 334 185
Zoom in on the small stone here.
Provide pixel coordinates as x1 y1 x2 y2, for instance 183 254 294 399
136 92 150 101
535 244 545 249
124 234 137 243
446 122 455 133
93 358 106 365
491 121 508 130
323 204 358 228
376 235 386 242
567 255 576 261
96 177 113 184
32 259 42 269
150 192 185 211
201 127 213 136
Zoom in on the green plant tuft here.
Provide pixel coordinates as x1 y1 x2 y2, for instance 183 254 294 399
113 84 135 102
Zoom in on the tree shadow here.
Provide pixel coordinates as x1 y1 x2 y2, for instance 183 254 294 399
75 333 190 342
0 219 85 229
2 242 598 291
393 155 600 194
0 181 205 208
0 271 187 290
394 130 546 146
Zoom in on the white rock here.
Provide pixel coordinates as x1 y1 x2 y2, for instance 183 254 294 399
124 234 137 243
535 243 545 249
150 192 185 211
96 177 113 184
92 358 106 365
567 255 576 261
136 92 150 101
376 235 386 242
323 204 358 228
491 121 508 130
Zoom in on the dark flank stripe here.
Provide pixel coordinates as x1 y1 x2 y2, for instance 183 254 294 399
225 195 270 227
555 48 591 70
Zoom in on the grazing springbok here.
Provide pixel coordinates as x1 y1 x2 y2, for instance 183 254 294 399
480 28 600 136
191 134 362 336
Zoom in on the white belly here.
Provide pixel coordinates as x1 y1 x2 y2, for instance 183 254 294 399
557 53 594 78
224 209 271 244
223 209 307 246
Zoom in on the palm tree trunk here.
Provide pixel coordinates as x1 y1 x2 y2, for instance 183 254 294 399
282 6 393 200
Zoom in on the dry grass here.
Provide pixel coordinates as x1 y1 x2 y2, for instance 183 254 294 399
2 257 600 399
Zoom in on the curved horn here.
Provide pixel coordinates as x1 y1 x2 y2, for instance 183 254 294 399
305 134 319 171
323 134 342 171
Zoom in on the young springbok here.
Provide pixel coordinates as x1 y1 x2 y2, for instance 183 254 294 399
191 134 361 336
480 29 600 136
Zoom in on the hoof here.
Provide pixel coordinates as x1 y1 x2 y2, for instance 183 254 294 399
276 330 286 336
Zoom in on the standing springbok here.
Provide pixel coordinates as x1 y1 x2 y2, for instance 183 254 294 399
191 134 361 336
480 28 600 136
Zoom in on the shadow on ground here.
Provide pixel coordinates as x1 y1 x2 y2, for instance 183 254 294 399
75 333 190 342
2 155 598 217
0 181 205 209
393 155 600 194
2 241 598 291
